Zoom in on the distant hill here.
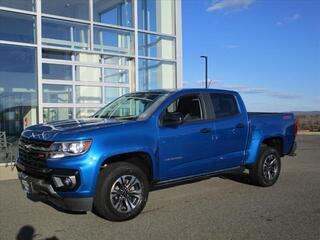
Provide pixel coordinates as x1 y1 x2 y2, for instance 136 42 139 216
294 112 320 132
293 111 320 116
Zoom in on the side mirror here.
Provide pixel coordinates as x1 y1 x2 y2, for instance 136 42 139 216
163 112 184 126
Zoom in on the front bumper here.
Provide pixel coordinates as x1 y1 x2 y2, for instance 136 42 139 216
17 165 93 212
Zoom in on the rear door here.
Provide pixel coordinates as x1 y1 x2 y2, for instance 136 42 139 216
209 93 248 169
158 93 215 180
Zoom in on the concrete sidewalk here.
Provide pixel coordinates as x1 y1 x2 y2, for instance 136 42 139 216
0 165 17 181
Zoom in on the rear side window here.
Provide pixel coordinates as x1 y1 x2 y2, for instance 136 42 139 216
210 93 239 118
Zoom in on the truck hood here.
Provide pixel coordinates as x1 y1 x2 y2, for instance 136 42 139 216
21 118 129 141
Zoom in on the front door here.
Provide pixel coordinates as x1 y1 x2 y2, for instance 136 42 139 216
158 94 215 180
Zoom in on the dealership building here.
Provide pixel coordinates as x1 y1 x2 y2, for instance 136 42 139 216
0 0 182 136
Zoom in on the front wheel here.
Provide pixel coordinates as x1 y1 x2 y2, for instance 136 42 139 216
94 162 149 221
249 146 281 187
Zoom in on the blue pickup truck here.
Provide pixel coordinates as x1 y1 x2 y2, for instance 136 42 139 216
16 89 297 221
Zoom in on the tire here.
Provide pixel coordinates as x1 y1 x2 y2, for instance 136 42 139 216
249 145 281 187
93 161 149 221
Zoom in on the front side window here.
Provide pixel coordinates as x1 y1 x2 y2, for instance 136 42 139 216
164 94 204 123
210 93 239 119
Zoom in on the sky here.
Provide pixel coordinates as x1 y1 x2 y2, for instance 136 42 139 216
181 0 320 112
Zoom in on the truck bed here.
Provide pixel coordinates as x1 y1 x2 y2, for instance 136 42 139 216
244 112 296 165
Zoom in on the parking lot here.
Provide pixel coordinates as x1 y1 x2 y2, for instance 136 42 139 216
1 135 319 240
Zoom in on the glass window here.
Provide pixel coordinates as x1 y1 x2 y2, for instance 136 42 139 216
0 0 35 11
76 86 102 103
105 87 129 103
75 66 102 82
42 18 89 50
210 93 240 118
43 108 73 123
104 69 129 83
76 108 99 118
43 84 73 103
102 55 129 66
0 44 37 136
42 63 72 80
138 59 175 90
93 0 133 27
139 33 175 59
75 52 101 64
42 0 89 20
138 0 175 35
93 26 133 54
42 49 72 61
163 94 204 123
0 11 35 43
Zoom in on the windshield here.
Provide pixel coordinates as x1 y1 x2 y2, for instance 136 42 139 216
93 92 168 120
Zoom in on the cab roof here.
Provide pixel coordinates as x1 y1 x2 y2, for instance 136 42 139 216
134 88 238 95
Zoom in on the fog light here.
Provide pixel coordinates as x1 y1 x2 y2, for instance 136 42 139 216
63 177 73 187
52 175 76 189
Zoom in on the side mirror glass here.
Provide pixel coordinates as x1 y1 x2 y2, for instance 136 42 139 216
163 112 184 126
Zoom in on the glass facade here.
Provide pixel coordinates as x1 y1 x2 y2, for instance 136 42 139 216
138 0 175 35
42 0 89 20
0 11 36 44
0 44 37 135
139 59 175 90
93 0 133 27
43 84 73 103
139 32 175 59
0 0 35 12
43 107 73 123
42 18 90 50
0 0 181 136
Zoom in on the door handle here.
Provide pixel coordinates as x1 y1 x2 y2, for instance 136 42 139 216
200 128 212 133
235 123 245 129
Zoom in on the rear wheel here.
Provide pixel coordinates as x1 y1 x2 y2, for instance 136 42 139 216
250 146 281 187
94 162 149 221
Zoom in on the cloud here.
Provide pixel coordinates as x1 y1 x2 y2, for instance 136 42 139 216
269 91 300 99
191 79 300 99
276 13 301 26
288 13 301 21
196 79 222 88
223 44 240 49
207 0 255 12
219 84 268 94
183 81 191 87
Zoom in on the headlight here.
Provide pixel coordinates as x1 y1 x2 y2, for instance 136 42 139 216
50 140 92 159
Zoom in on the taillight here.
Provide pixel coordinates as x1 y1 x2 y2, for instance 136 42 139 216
294 118 298 137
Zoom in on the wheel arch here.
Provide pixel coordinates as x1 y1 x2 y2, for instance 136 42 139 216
261 137 284 156
100 151 154 182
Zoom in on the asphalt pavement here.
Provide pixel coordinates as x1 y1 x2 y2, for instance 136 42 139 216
0 135 319 240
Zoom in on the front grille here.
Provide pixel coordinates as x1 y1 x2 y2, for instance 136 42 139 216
18 137 53 170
